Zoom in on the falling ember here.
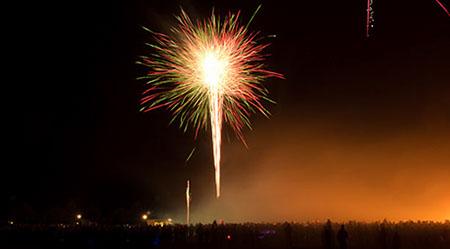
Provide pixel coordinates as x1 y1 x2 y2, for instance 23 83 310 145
138 8 283 198
186 180 191 225
434 0 450 16
366 0 374 37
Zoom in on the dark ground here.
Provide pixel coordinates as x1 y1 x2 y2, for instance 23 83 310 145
2 221 449 249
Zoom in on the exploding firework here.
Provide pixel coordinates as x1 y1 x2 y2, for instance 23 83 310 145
138 8 283 198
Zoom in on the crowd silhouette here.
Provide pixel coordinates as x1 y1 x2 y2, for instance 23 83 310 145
1 220 449 249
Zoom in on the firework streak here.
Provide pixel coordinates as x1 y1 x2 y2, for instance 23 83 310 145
366 0 374 37
186 180 190 224
138 9 283 198
434 0 450 16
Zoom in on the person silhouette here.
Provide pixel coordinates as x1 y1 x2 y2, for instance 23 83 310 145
322 219 334 249
211 220 218 246
336 224 348 249
378 223 388 249
392 230 401 249
283 222 293 249
196 223 204 245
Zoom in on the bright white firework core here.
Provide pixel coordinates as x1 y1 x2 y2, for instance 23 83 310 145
201 52 228 92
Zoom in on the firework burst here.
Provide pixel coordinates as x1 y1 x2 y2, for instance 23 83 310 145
138 8 283 198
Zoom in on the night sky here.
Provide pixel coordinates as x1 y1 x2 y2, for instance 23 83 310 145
10 0 450 223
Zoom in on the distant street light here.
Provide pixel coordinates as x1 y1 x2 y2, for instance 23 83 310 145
141 214 148 221
76 214 82 220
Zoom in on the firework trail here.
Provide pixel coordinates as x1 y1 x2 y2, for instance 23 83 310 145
185 147 196 163
434 0 450 16
138 8 283 198
186 180 191 224
366 0 374 37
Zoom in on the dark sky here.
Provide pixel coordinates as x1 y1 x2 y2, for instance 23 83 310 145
9 0 450 223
